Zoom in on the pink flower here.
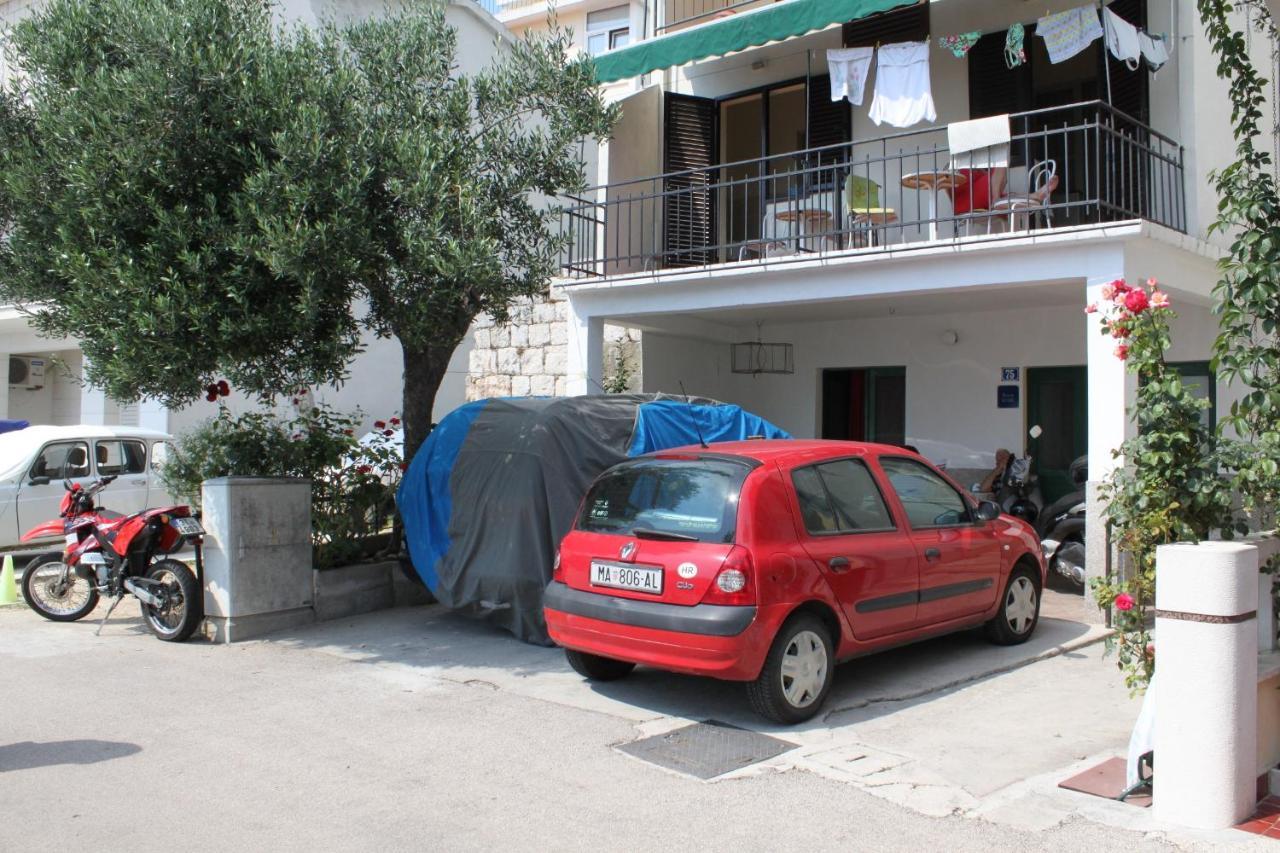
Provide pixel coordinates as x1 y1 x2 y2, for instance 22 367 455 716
1084 303 1098 314
1112 278 1131 294
1114 592 1135 611
1100 285 1115 301
1146 278 1158 289
1114 344 1129 360
1111 325 1131 339
1150 290 1170 309
1124 289 1149 314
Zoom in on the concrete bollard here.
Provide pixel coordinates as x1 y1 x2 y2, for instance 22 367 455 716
1152 542 1259 829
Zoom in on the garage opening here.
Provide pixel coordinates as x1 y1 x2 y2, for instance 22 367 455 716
820 367 905 445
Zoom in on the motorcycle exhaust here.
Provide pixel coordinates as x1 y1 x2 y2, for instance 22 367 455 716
123 578 164 608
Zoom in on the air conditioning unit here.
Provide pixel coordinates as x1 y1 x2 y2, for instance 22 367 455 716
8 355 45 390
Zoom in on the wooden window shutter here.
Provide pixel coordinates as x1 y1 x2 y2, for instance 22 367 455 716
843 1 929 48
663 93 717 267
968 31 1033 119
807 74 851 151
1102 0 1148 123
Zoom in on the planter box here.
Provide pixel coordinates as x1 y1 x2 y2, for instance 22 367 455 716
313 560 434 621
201 477 314 643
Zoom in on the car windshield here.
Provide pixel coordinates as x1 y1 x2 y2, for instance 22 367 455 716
576 458 750 544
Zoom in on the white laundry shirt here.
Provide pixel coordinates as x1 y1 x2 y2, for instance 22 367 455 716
868 41 936 129
1104 7 1141 71
1139 31 1170 73
827 47 874 106
1037 5 1104 65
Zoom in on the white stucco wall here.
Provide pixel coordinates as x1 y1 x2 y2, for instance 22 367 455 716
640 294 1239 468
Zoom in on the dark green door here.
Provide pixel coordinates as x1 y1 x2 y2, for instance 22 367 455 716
1026 366 1087 503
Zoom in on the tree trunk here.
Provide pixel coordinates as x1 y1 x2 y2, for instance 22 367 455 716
400 343 454 463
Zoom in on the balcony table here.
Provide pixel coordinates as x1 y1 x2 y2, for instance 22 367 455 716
901 170 967 240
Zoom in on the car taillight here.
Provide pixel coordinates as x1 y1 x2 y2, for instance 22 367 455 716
701 545 755 606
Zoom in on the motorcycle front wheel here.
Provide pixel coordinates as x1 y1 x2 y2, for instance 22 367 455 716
21 553 100 622
139 559 202 642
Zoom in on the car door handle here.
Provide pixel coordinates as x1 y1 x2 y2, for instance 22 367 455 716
828 556 851 572
130 478 147 485
924 548 942 562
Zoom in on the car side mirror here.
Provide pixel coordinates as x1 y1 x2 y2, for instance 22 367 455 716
28 476 50 486
975 501 1001 522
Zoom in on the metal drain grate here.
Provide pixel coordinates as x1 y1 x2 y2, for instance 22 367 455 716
616 720 795 780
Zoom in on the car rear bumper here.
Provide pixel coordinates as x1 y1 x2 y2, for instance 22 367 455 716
544 581 766 681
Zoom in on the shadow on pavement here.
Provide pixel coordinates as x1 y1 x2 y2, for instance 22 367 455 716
0 740 141 772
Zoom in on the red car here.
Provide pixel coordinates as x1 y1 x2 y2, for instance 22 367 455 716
544 440 1046 723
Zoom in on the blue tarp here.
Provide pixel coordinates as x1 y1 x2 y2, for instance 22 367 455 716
628 400 790 456
0 419 29 435
397 399 488 592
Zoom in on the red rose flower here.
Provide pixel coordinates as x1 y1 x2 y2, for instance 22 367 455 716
1114 344 1129 360
217 380 230 397
398 462 408 472
374 420 386 429
1111 325 1131 339
383 429 394 437
343 429 354 436
1123 289 1149 314
357 465 372 475
206 391 218 403
1111 278 1130 294
1114 592 1135 611
390 417 400 426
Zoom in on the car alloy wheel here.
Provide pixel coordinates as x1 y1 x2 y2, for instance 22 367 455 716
779 629 828 709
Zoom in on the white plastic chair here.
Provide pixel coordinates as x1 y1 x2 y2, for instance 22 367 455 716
992 159 1058 231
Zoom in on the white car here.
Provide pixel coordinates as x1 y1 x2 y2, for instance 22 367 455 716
0 425 176 549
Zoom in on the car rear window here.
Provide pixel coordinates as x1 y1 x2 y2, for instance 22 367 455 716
577 458 751 544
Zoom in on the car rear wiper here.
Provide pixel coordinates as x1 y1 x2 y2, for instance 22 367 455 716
631 526 699 542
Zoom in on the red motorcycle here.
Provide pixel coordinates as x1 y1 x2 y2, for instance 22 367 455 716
20 476 205 642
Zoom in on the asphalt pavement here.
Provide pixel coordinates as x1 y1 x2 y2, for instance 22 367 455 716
0 596 1269 852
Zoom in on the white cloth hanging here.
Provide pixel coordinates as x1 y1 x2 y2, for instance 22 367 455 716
1104 7 1142 71
1139 31 1170 73
868 41 936 128
1037 5 1104 65
948 115 1011 170
827 47 874 106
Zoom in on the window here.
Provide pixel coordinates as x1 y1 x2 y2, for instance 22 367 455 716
586 6 630 56
95 440 147 475
792 459 895 536
151 441 172 473
880 457 971 528
30 442 90 481
1168 362 1216 429
577 458 750 544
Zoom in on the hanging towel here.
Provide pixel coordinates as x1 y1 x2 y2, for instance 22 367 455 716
1005 23 1027 69
1139 31 1170 73
1037 5 1103 64
828 47 874 106
939 32 982 59
868 41 937 128
948 115 1011 170
1104 7 1142 71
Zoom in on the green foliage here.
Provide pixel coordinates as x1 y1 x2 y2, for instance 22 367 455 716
1198 0 1280 519
1087 281 1240 692
0 0 617 460
602 346 635 394
160 404 404 568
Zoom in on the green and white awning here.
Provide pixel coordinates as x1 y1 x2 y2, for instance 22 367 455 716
592 0 918 84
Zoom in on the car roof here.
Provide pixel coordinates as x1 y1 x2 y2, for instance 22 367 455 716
648 439 920 467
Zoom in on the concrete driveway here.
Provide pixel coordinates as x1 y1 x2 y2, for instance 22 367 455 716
0 595 1268 852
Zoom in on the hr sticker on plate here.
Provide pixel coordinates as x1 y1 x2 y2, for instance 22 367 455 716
677 562 698 579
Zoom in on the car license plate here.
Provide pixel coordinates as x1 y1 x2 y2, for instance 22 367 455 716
589 561 663 595
171 517 204 536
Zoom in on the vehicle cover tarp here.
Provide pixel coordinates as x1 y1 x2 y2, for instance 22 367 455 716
0 419 29 436
397 395 789 644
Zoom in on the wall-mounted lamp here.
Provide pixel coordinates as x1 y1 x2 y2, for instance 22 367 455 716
941 329 960 346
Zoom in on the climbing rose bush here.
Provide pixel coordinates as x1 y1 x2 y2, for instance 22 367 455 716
1086 279 1241 693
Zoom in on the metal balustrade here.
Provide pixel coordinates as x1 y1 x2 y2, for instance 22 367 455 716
558 101 1186 281
656 0 780 34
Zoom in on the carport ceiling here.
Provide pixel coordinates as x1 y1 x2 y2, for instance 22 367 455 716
611 279 1083 329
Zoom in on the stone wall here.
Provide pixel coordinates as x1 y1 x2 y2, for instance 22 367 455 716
466 295 641 400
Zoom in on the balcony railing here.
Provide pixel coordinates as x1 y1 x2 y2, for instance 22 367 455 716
656 0 780 34
558 102 1186 281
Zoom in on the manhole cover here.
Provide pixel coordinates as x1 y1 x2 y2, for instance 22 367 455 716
616 720 795 780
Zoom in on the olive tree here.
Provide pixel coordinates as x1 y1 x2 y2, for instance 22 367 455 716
0 0 615 459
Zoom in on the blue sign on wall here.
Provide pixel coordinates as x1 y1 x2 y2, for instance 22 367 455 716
1001 367 1020 382
997 385 1020 409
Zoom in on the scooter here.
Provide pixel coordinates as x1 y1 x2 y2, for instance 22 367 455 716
1038 455 1088 591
